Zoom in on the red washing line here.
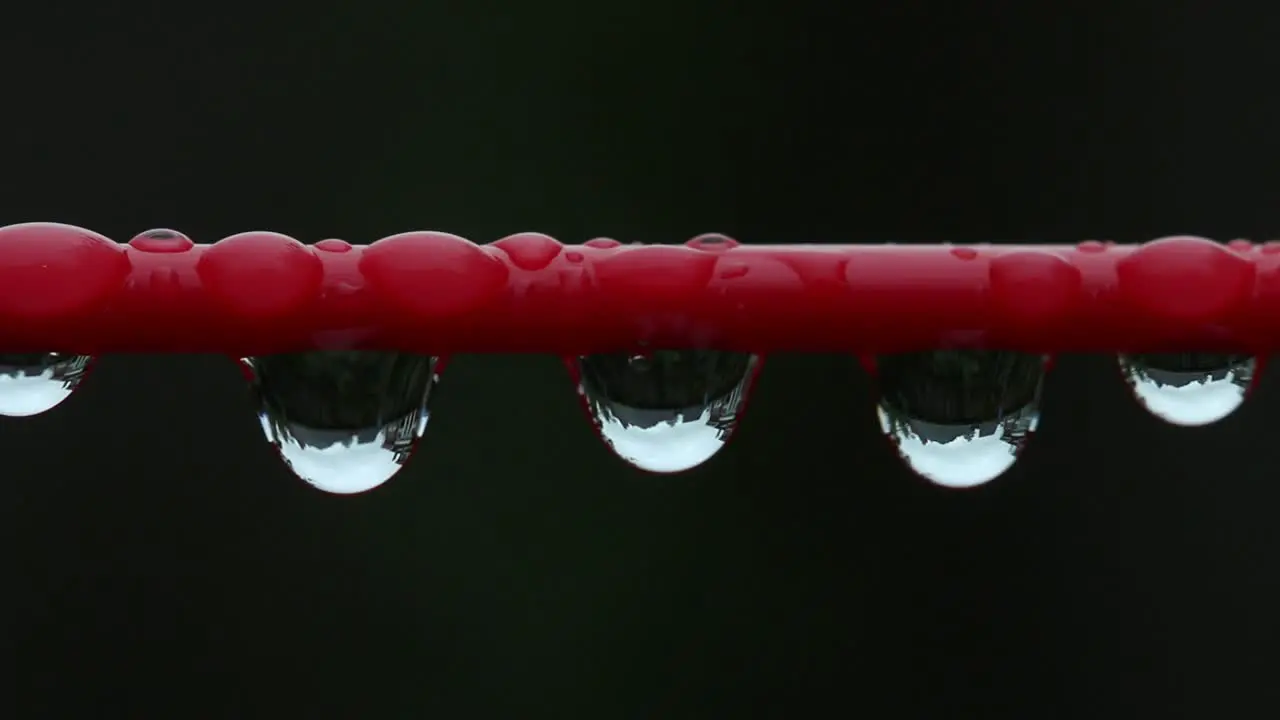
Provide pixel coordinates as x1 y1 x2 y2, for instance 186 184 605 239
0 223 1264 355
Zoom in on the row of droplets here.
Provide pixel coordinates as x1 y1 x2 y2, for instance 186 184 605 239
0 350 1256 493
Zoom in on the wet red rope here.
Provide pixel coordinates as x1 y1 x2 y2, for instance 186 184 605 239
0 223 1266 355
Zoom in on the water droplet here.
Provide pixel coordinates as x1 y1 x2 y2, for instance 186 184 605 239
686 233 739 251
314 238 352 253
575 350 759 474
1118 352 1254 426
874 350 1046 489
0 353 94 416
128 228 194 253
243 351 439 494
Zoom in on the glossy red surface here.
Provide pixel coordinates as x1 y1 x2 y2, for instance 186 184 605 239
0 222 1271 355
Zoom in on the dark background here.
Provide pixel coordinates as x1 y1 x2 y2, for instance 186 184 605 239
3 3 1279 717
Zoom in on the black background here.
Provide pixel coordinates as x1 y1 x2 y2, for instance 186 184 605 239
4 3 1280 717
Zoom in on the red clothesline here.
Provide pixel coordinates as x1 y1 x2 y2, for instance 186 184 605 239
0 222 1268 355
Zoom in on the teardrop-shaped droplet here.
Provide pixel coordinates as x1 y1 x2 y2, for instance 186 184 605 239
243 351 439 494
1118 352 1254 427
575 350 759 473
0 352 94 417
874 350 1046 489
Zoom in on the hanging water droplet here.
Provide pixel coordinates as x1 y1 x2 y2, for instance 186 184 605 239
0 352 94 417
243 351 439 494
575 350 759 473
874 350 1046 489
1118 353 1254 427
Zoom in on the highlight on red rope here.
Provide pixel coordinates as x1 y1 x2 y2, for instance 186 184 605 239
0 222 1266 493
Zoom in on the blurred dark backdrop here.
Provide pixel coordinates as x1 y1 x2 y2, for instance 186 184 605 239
3 3 1279 717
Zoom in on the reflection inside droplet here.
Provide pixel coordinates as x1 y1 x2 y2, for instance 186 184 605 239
244 351 439 494
874 350 1046 489
1118 353 1255 427
576 350 759 473
0 352 94 417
